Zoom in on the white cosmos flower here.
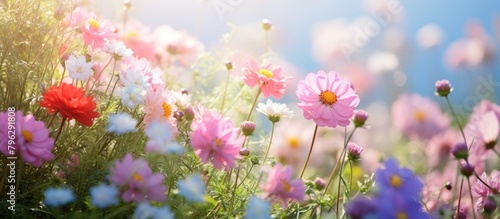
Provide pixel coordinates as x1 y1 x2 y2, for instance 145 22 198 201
121 85 146 108
107 113 137 134
256 99 293 123
104 40 133 60
65 55 94 80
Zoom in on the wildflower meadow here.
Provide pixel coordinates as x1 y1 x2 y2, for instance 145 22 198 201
1 0 500 218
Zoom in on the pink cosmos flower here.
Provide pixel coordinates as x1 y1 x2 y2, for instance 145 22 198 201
142 87 178 126
426 129 462 169
109 153 166 202
83 19 117 49
189 114 245 170
153 25 204 67
296 70 360 127
261 164 306 207
391 93 450 140
242 57 292 99
64 7 94 30
0 111 54 167
472 171 500 210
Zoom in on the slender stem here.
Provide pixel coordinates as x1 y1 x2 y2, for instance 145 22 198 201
300 125 319 178
492 148 500 158
46 112 58 128
445 97 467 145
265 31 270 53
236 164 254 188
53 117 66 145
104 59 118 95
467 177 477 219
246 89 261 121
229 164 241 213
89 57 113 92
348 160 353 195
262 122 276 167
456 177 465 218
221 69 231 112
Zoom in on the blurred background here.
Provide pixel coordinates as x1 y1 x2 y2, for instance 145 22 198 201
94 0 500 112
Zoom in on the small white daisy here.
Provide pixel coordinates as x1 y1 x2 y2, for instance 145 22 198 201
256 99 293 123
65 55 94 80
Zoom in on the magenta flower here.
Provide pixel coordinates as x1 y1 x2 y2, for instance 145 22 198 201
242 57 292 99
262 164 306 207
296 70 360 127
391 93 450 140
190 115 244 170
109 154 166 203
0 111 54 167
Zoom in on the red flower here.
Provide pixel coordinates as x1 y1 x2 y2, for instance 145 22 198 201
39 83 100 127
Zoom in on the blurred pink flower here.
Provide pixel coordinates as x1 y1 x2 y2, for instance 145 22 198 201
416 24 444 49
121 20 157 62
142 87 178 126
242 57 292 99
426 129 462 169
0 111 54 167
83 19 117 49
472 171 500 211
153 25 204 67
444 20 495 69
261 164 306 208
64 7 94 30
189 115 244 170
109 153 166 202
340 64 374 95
391 93 450 140
296 70 360 127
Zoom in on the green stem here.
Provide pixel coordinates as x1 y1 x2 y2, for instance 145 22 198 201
262 122 276 167
467 177 477 219
456 177 465 218
104 59 118 95
221 69 231 112
445 97 467 145
300 125 318 179
246 89 261 121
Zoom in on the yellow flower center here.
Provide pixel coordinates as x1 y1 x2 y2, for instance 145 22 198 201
414 109 426 122
390 175 403 188
282 180 292 192
214 138 223 147
288 137 300 149
397 212 407 219
162 102 172 118
258 69 274 78
132 173 144 182
88 19 100 30
76 66 83 73
320 91 337 105
21 130 33 143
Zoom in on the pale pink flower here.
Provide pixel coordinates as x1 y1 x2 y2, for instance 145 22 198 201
242 57 292 99
64 7 94 30
296 70 360 127
391 93 450 140
121 20 157 62
472 171 500 210
142 87 178 126
426 129 462 169
189 115 244 170
109 154 166 202
416 24 444 49
0 111 54 167
153 25 204 67
261 164 306 207
83 19 117 49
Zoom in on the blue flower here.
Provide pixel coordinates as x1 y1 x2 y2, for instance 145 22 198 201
244 196 271 219
374 191 431 219
344 195 377 219
375 158 422 198
177 174 206 203
43 187 75 207
134 202 174 219
145 121 173 143
145 121 184 155
107 113 137 134
90 183 119 208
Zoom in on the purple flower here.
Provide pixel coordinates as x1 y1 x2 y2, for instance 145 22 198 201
109 154 166 203
345 195 377 219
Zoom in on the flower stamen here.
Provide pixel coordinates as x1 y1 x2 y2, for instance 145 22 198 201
320 91 337 105
162 102 172 118
22 130 33 143
259 69 274 78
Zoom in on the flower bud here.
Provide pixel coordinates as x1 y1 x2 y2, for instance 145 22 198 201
435 80 453 97
225 61 233 71
484 196 498 213
460 162 474 177
240 121 256 136
314 177 326 190
173 110 184 121
184 106 195 121
451 142 468 160
347 142 363 161
352 110 368 128
262 19 272 31
180 88 189 95
239 148 250 157
445 181 452 190
251 157 260 165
